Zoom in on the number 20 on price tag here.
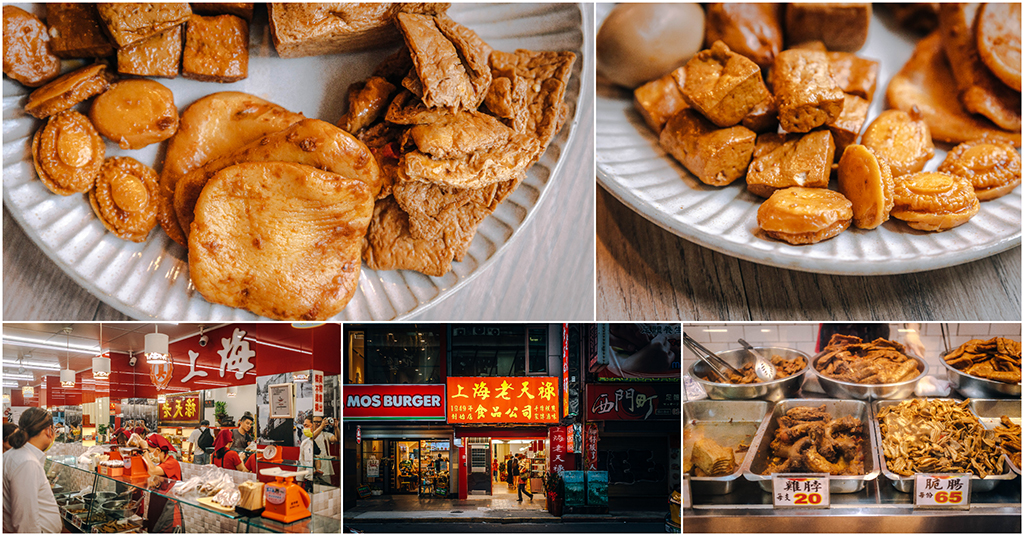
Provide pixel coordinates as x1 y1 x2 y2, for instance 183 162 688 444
914 474 970 509
772 473 830 508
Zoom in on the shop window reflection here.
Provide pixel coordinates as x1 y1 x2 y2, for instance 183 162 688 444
347 326 442 384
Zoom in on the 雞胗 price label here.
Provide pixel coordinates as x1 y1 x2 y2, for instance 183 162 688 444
914 474 970 509
772 473 830 508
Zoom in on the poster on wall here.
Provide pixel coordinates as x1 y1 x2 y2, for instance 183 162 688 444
257 374 293 447
591 324 681 381
269 383 294 419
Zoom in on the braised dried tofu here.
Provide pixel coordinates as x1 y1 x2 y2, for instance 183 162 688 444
747 130 835 198
938 4 1021 132
89 79 179 150
681 41 770 128
488 48 575 151
660 109 756 187
976 3 1021 91
944 337 1022 384
772 48 844 133
45 3 116 58
190 3 254 21
182 14 248 82
886 3 940 34
887 31 1020 147
32 110 105 196
117 27 182 78
828 93 870 157
633 70 687 134
784 3 871 52
396 12 491 112
268 3 449 58
2 6 60 87
827 51 879 102
861 110 934 177
817 334 921 383
159 92 305 246
938 139 1022 201
758 187 852 245
392 173 522 241
24 64 115 120
189 161 374 320
96 3 192 48
691 438 736 477
742 94 779 134
703 3 783 69
174 118 380 239
890 172 980 231
88 157 159 242
837 145 894 230
340 77 399 135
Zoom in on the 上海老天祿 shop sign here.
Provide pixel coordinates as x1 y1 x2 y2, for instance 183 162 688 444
344 384 446 420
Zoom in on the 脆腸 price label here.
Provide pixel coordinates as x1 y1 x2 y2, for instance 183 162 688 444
914 474 970 509
772 473 830 508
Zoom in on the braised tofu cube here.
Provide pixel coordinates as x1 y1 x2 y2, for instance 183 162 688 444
117 27 182 78
681 41 770 127
46 3 116 58
190 3 254 21
660 109 757 186
633 69 687 134
784 3 872 52
742 94 779 133
182 14 248 83
827 52 878 101
772 48 845 133
746 130 835 198
828 93 870 157
96 3 192 48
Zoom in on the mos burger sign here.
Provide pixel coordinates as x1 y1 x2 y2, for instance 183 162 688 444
345 384 446 420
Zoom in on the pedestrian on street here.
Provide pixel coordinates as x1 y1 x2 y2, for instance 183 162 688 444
491 458 498 482
506 455 518 491
517 454 533 502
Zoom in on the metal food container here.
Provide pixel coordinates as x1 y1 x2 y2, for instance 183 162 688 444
871 399 1017 492
741 398 879 493
684 400 771 495
811 351 927 400
940 357 1021 399
100 499 131 519
688 347 810 402
968 399 1021 475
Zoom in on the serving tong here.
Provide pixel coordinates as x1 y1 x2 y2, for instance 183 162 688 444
739 338 777 382
684 333 742 382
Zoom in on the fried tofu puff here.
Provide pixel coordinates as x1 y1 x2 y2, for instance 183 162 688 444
890 171 980 231
188 161 374 320
757 187 853 245
938 138 1022 201
88 157 159 242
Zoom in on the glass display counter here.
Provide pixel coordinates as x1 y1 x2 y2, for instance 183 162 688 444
45 456 338 533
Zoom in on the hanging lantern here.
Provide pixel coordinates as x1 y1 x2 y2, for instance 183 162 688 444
145 327 169 365
93 354 111 379
22 385 34 397
60 369 76 387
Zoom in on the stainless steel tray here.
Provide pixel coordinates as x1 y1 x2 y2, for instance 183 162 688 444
968 399 1021 475
741 398 879 493
811 350 927 400
871 399 1017 492
689 347 810 402
685 400 772 495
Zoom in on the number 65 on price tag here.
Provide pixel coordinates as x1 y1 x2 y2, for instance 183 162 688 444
772 473 830 508
914 474 970 509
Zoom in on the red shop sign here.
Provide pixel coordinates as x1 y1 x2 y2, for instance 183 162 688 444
447 377 559 424
158 393 201 425
549 426 568 473
345 384 446 420
586 383 681 421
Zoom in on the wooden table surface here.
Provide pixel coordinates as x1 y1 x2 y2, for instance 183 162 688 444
2 58 596 322
597 185 1022 321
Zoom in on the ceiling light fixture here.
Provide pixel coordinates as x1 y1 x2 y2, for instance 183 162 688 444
1 334 101 354
2 373 34 381
22 385 33 397
157 394 166 404
92 324 110 380
1 359 61 371
227 386 237 398
60 327 75 388
292 372 310 383
145 326 169 365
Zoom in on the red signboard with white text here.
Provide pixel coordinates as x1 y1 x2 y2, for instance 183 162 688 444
446 377 559 424
344 384 446 420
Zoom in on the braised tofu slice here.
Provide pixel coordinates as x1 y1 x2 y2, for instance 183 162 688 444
118 27 183 78
96 3 192 48
746 130 835 198
681 41 770 127
827 93 870 157
772 48 845 133
784 3 871 52
46 3 116 58
659 108 756 186
633 69 687 134
182 14 248 82
827 52 879 102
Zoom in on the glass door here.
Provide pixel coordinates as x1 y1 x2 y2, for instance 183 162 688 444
394 441 419 493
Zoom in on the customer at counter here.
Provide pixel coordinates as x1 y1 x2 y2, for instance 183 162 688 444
2 407 61 533
213 429 248 472
3 423 18 453
231 413 255 452
188 420 213 465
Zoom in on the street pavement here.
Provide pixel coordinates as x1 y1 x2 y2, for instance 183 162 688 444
344 521 668 533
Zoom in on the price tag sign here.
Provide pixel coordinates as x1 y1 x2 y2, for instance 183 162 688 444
682 475 691 509
772 473 830 508
914 474 970 509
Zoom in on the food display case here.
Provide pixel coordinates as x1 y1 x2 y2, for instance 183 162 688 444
44 456 340 533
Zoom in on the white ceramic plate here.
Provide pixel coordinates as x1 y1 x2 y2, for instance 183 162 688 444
3 3 586 320
596 4 1021 275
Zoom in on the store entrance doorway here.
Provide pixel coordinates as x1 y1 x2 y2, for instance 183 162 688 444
490 438 548 500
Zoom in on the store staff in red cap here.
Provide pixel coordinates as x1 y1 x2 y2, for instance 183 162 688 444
213 429 248 472
145 432 178 456
144 439 182 480
142 438 182 532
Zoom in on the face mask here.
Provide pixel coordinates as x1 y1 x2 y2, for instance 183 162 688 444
303 429 313 438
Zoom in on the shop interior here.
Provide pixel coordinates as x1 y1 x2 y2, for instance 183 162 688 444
361 439 451 497
489 438 548 498
2 323 342 534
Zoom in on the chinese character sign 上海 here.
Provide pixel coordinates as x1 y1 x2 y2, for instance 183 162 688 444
446 377 560 424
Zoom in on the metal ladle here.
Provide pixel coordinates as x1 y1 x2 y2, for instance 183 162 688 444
738 338 776 382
